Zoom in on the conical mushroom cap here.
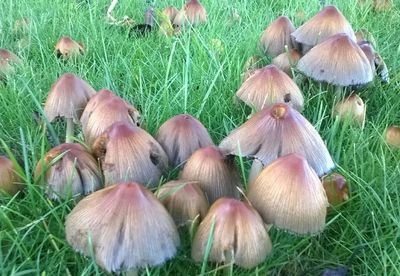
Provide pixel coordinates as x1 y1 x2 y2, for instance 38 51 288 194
192 197 272 268
44 73 96 123
259 16 297 57
236 65 304 111
65 182 180 273
184 0 207 25
156 114 214 167
157 180 209 227
34 143 103 200
385 126 400 148
0 49 22 64
180 146 241 203
0 49 22 79
334 93 366 125
248 154 328 234
297 33 373 86
163 6 179 22
272 49 302 76
55 36 84 58
291 5 356 47
81 92 141 147
220 103 334 176
92 122 168 187
0 156 23 195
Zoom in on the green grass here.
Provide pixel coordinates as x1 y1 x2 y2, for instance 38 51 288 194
1 0 400 274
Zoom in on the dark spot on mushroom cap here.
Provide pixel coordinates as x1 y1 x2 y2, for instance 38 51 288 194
320 69 325 73
284 93 291 103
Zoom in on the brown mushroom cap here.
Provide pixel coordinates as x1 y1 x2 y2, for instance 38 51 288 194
272 49 302 76
322 173 349 206
291 5 356 48
34 143 103 200
297 33 373 86
55 36 84 58
334 93 366 125
192 197 272 268
259 16 297 57
157 180 209 226
0 49 22 79
65 182 180 273
385 126 400 148
156 114 214 167
163 6 179 22
248 154 328 234
0 156 23 195
184 0 207 25
180 146 241 203
44 73 96 123
236 65 304 111
219 103 334 176
92 122 168 188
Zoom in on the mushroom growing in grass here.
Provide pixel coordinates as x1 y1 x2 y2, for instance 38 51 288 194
155 114 213 167
297 33 373 91
163 6 179 23
92 122 168 188
322 173 349 207
55 36 84 59
157 180 209 227
34 143 102 200
192 197 272 269
236 65 304 111
44 73 96 143
0 156 23 195
334 93 366 126
80 89 141 147
291 5 356 53
65 182 180 273
259 16 297 57
184 0 207 25
385 126 400 148
248 154 328 235
0 49 22 82
220 103 335 176
358 41 389 84
180 146 241 204
272 49 302 77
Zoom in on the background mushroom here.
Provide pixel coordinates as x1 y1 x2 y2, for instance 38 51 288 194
0 156 23 195
334 93 366 126
272 49 302 77
0 49 22 82
55 36 84 59
184 0 207 25
322 173 349 207
385 126 400 148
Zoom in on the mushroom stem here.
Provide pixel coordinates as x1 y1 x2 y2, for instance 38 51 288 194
66 118 74 143
248 159 263 183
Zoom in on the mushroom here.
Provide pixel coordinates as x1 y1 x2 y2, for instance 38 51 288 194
0 49 22 82
34 143 103 200
184 0 207 25
163 6 179 23
259 16 297 57
44 73 96 143
155 114 214 167
247 154 328 235
385 126 400 148
180 146 241 203
80 89 141 147
322 173 349 207
65 182 180 273
55 36 84 59
236 65 304 111
92 122 168 187
334 93 366 126
296 33 373 90
0 156 23 195
219 103 335 176
272 49 302 77
192 197 272 268
156 180 209 227
291 5 356 53
358 40 389 84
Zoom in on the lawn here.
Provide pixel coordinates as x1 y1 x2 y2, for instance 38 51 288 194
1 0 400 275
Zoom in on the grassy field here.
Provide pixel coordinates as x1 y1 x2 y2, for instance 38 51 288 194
1 0 400 275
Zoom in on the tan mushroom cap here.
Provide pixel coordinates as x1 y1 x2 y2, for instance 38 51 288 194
34 143 103 200
44 73 96 123
334 93 366 126
0 49 22 79
0 49 22 64
156 114 214 167
297 33 373 86
272 49 302 76
65 182 180 273
184 0 207 25
248 154 328 235
157 180 209 227
291 5 356 47
322 173 349 206
192 197 272 268
180 146 241 203
259 16 297 57
163 6 179 22
92 122 168 188
219 103 335 176
0 156 23 195
385 126 400 148
236 65 304 111
55 36 84 58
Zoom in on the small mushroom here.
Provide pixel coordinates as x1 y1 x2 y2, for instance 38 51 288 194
44 73 96 143
55 36 84 59
34 143 102 200
385 126 400 148
334 93 366 126
272 49 302 77
0 156 23 195
192 197 272 268
248 154 328 235
259 16 297 57
322 173 349 206
92 122 168 187
155 114 213 167
184 0 207 25
0 49 22 82
157 180 209 227
65 182 180 273
180 146 241 203
163 6 179 22
236 65 304 111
